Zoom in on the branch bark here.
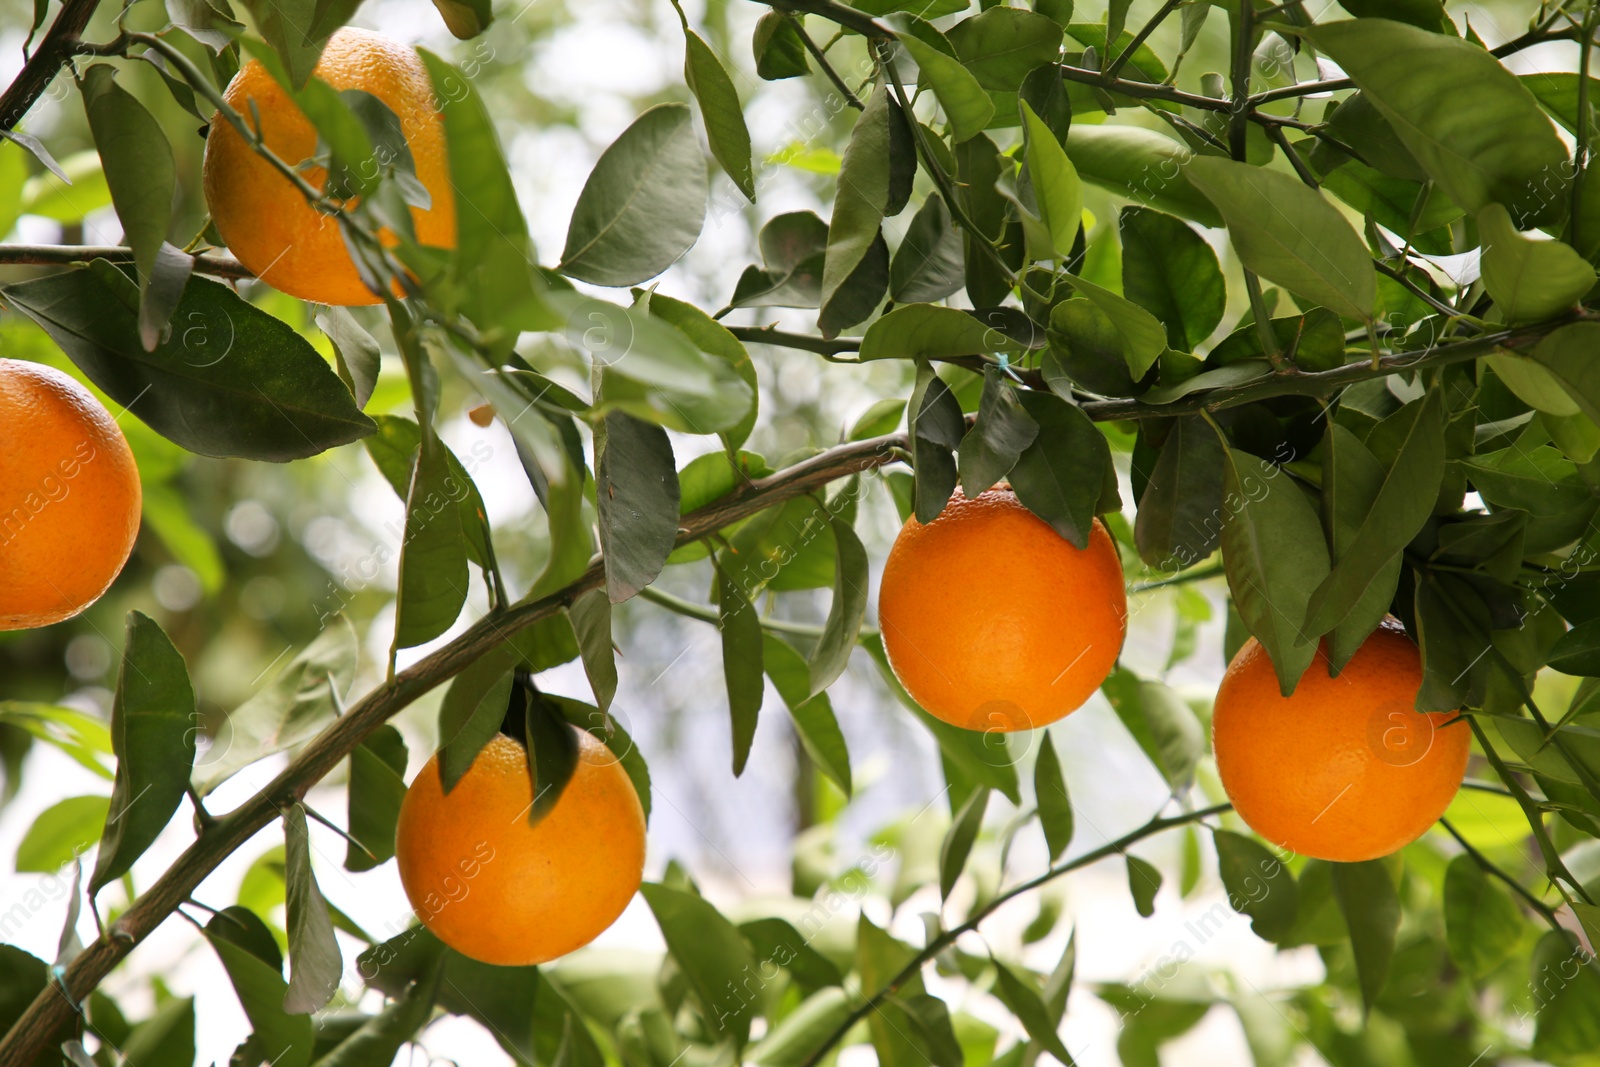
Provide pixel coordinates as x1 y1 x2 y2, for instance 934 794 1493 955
0 243 251 278
0 432 905 1067
0 0 104 130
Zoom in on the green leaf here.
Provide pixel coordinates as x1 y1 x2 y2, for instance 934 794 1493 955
19 150 109 221
910 363 963 523
1184 156 1375 321
394 433 470 649
1337 0 1445 28
739 917 844 993
81 64 180 351
15 795 108 873
718 560 764 775
1321 424 1404 671
851 398 907 441
1009 390 1114 550
947 7 1065 92
1059 274 1166 379
643 291 759 450
641 882 758 1049
312 969 439 1067
991 959 1072 1062
546 693 652 822
1549 619 1600 676
595 411 679 602
899 29 994 142
1478 203 1595 323
753 11 809 80
1330 859 1400 1017
345 725 406 872
318 308 380 410
430 0 492 37
567 588 618 714
283 804 342 1014
193 617 358 796
522 687 581 825
939 786 989 899
1213 830 1298 943
683 29 755 201
809 509 870 697
1 271 375 460
436 646 517 793
1133 416 1224 569
821 86 908 332
1063 125 1222 228
1489 353 1580 416
91 611 196 893
1304 393 1443 640
1119 207 1225 351
121 996 195 1067
1316 18 1569 223
1219 444 1329 695
959 367 1039 497
361 415 495 571
559 104 708 286
205 907 315 1067
1531 929 1600 1061
860 302 1031 360
1100 668 1204 794
748 988 853 1067
1442 854 1523 978
891 195 966 303
419 51 554 341
1020 100 1081 259
1034 734 1073 861
1126 854 1162 917
764 635 852 797
238 0 329 86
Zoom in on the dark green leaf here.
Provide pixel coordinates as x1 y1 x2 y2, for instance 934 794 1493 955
81 64 179 351
205 908 315 1067
1034 734 1073 861
1100 668 1204 794
764 635 852 797
546 693 652 822
1219 444 1329 695
718 561 764 775
569 588 618 714
237 0 328 86
1119 207 1225 351
684 29 755 201
959 367 1039 496
1134 416 1224 569
898 993 963 1067
91 611 196 893
1064 125 1222 228
809 510 869 696
939 786 989 899
1185 155 1375 321
1322 424 1404 670
1020 100 1081 258
430 0 492 37
345 724 406 872
1304 393 1442 639
1214 830 1298 943
1531 929 1600 1061
752 11 809 80
283 804 341 1014
1126 854 1162 917
641 882 757 1048
15 795 108 873
436 645 517 793
1442 854 1523 978
1529 322 1600 427
891 195 966 303
1 271 375 460
193 617 357 795
394 433 470 649
1009 390 1113 550
523 686 581 825
821 86 908 327
1550 620 1600 676
861 302 1031 360
1061 274 1167 379
1330 859 1400 1016
991 959 1072 1062
313 969 439 1067
121 996 195 1067
739 917 843 993
948 7 1064 91
559 104 707 286
910 364 963 523
1314 18 1569 223
596 411 680 602
1337 0 1444 29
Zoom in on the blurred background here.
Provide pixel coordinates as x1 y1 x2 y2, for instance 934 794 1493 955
0 1 1573 1063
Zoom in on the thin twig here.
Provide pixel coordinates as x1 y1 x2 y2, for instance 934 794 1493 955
784 11 864 110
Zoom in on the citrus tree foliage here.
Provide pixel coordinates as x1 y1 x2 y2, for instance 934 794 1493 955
6 0 1600 1065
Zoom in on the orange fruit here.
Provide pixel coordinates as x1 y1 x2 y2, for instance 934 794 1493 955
395 731 646 966
1212 621 1469 862
201 27 456 306
877 487 1127 733
0 359 141 630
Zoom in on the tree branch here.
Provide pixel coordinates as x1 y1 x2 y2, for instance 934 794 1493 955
0 243 251 278
0 0 104 130
0 432 908 1067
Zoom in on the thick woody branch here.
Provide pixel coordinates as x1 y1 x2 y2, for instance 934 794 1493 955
0 432 906 1067
0 0 104 129
0 244 251 278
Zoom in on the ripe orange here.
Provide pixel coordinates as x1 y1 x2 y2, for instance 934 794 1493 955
0 359 141 630
201 27 456 306
877 487 1127 733
1212 621 1469 862
395 731 646 966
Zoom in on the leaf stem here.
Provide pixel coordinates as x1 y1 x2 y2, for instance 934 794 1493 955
784 11 865 110
1106 0 1184 80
